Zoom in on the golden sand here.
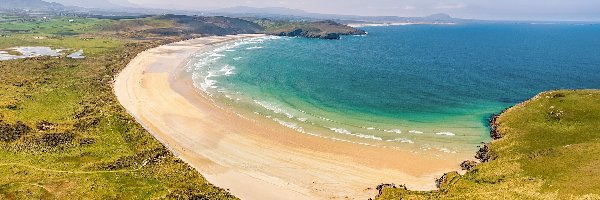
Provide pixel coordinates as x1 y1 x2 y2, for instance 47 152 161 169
114 35 470 199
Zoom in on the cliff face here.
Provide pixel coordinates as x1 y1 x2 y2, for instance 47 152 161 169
260 20 367 39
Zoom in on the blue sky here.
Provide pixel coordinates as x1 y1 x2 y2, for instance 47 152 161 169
93 0 600 21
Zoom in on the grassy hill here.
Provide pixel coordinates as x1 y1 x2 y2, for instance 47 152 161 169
255 19 366 39
377 90 600 199
0 15 241 199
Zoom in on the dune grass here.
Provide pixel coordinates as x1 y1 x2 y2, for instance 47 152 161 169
377 90 600 199
0 15 237 199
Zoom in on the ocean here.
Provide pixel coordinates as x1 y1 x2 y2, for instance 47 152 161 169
187 23 600 154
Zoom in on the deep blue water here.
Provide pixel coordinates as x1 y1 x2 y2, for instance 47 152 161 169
190 23 600 152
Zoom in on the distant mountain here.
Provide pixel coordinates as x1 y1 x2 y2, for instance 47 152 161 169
45 0 130 9
212 6 308 16
424 13 453 20
0 0 64 10
207 6 466 24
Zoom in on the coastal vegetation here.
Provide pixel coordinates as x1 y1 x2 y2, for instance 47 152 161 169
0 11 366 199
0 14 239 199
255 19 367 39
377 90 600 199
2 5 599 199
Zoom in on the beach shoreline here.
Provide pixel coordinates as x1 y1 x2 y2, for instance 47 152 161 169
114 35 470 199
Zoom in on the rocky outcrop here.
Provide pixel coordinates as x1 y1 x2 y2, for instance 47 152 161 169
265 20 367 40
473 113 506 163
460 160 479 171
275 29 345 39
369 183 407 200
489 114 503 139
0 120 31 142
435 172 461 189
475 143 493 162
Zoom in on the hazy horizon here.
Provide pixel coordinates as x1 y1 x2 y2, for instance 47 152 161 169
46 0 600 22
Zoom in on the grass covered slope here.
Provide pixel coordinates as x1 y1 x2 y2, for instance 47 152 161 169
378 90 600 199
256 19 367 39
0 15 238 199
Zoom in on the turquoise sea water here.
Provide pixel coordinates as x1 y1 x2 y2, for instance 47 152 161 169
188 23 600 154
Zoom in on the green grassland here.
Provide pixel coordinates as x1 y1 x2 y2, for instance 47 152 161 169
377 90 600 200
0 15 237 199
0 18 106 36
3 13 600 200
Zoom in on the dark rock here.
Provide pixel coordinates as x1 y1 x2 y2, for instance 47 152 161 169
475 144 493 162
489 114 502 139
0 121 31 142
321 33 340 40
460 160 478 171
371 183 405 200
38 133 74 147
435 172 460 189
376 183 397 191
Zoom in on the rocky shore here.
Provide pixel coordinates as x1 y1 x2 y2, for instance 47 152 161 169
372 106 514 198
261 20 367 39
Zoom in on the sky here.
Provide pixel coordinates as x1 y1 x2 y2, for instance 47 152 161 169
102 0 600 21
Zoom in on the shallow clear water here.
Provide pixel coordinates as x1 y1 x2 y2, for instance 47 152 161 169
188 23 600 154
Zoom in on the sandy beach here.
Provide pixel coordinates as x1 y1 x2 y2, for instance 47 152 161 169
114 35 471 199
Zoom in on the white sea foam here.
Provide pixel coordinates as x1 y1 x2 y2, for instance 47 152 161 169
246 46 263 50
386 138 415 144
355 133 383 141
297 118 308 122
329 128 383 141
273 118 305 133
384 129 402 134
435 132 456 136
209 53 225 57
330 127 352 135
438 148 456 154
254 100 294 118
219 65 236 76
409 130 424 134
189 36 283 96
200 78 217 91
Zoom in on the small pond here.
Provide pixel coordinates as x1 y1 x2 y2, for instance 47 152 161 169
0 46 85 61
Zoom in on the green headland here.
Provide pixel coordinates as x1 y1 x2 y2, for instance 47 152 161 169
377 90 600 199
